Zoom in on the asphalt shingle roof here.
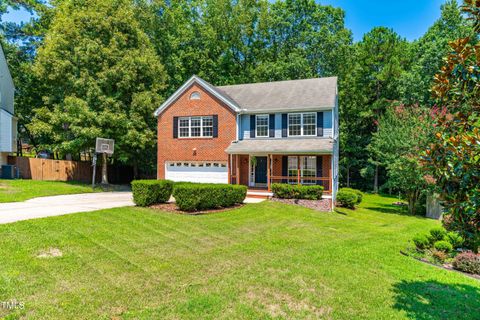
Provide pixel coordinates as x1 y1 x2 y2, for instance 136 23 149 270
225 138 334 154
217 77 337 112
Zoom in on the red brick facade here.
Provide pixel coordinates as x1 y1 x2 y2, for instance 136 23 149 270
157 83 237 179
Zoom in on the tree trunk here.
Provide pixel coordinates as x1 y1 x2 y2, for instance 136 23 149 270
346 166 350 188
407 189 419 215
101 153 109 185
373 164 379 193
133 160 138 179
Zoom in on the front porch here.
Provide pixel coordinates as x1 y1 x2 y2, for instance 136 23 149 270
228 154 332 194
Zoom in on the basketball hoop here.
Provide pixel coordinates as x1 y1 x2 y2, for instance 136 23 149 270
92 138 115 188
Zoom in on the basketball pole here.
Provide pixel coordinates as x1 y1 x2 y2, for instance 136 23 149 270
92 153 97 190
101 152 109 185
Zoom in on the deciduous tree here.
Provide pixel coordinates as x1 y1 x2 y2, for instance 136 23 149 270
425 0 480 250
369 104 433 214
28 0 167 176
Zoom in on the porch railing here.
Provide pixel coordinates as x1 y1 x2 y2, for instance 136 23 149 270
269 176 331 194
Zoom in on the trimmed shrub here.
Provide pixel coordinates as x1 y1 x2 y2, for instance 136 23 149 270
271 184 323 200
433 240 453 253
412 234 430 250
446 232 464 249
452 251 480 274
132 179 174 207
429 227 447 244
340 188 363 204
336 189 358 209
173 183 247 212
432 249 448 263
297 185 324 200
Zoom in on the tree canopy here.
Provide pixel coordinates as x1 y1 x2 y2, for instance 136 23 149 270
27 0 167 172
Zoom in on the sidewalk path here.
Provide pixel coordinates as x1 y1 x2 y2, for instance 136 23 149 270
0 192 134 224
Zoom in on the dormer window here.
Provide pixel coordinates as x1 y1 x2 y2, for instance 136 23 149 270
190 91 201 100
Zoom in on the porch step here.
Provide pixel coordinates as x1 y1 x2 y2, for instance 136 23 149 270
247 190 273 199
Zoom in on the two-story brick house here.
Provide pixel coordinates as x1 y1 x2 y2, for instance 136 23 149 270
155 75 339 201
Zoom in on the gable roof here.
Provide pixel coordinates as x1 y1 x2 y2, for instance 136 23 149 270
153 75 240 117
154 75 337 117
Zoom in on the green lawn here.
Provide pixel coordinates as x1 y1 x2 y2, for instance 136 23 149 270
0 179 100 203
0 194 478 319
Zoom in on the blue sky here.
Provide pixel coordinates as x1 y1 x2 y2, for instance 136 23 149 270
320 0 447 41
3 0 448 42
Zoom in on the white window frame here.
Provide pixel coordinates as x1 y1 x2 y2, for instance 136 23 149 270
190 91 201 100
255 114 269 138
178 116 213 138
287 156 298 184
287 112 317 137
301 156 317 185
287 156 317 185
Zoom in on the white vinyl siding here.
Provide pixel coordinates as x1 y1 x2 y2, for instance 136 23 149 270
178 116 213 138
288 112 316 137
0 109 13 152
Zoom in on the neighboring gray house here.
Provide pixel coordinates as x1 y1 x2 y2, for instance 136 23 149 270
0 43 16 165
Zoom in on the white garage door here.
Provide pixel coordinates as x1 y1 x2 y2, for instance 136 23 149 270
165 161 228 184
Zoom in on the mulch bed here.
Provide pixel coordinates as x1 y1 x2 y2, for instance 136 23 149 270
400 250 480 281
270 198 332 212
149 202 244 215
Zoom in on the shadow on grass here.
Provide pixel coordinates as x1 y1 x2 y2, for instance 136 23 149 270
363 205 408 215
334 208 348 215
393 280 480 320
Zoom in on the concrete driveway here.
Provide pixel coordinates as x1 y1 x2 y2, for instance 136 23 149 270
0 192 134 224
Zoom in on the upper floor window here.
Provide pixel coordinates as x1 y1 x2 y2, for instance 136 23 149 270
288 112 316 136
178 116 213 138
255 114 269 137
190 92 201 100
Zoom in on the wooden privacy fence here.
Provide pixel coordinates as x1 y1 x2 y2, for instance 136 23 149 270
8 156 93 182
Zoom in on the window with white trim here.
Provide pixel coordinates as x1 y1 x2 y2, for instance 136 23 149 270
190 91 201 100
288 113 316 136
287 156 317 184
178 116 213 138
256 114 269 137
301 156 317 185
288 156 298 184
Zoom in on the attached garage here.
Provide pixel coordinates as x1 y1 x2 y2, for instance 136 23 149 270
165 161 228 184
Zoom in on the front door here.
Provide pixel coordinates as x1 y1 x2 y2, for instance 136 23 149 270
254 157 268 184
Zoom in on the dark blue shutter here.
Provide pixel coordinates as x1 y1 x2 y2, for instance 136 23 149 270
316 156 323 186
213 115 218 138
250 115 256 138
282 114 288 137
282 156 288 183
269 114 275 138
317 112 324 137
173 117 178 138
